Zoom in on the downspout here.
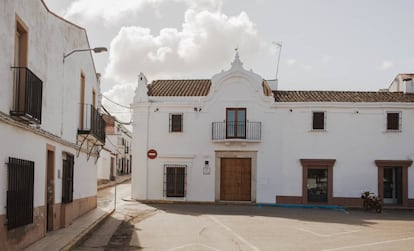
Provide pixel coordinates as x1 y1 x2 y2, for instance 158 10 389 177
145 103 150 199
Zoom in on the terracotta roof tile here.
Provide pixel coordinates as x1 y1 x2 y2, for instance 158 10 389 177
148 79 211 96
147 79 414 102
273 91 414 102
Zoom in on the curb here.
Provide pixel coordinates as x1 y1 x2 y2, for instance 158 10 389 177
60 209 115 251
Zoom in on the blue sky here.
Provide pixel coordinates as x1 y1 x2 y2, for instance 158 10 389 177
43 0 414 120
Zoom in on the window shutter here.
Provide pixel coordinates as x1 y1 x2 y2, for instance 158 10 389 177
62 154 74 204
387 112 399 130
170 113 183 132
313 112 325 130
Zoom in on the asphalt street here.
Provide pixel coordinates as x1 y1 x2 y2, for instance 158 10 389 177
75 182 414 251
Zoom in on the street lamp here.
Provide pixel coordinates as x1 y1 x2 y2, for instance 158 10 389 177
63 47 108 62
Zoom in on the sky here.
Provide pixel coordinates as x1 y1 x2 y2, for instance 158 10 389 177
43 0 414 123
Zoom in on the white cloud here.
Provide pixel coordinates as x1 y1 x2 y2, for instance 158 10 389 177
105 9 272 82
302 64 312 72
380 60 393 70
64 0 222 23
321 55 332 64
287 59 296 65
102 83 136 127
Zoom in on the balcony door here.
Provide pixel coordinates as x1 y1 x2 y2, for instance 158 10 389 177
14 17 28 112
226 108 246 139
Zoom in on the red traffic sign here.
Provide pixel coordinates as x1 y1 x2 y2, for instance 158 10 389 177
147 149 158 159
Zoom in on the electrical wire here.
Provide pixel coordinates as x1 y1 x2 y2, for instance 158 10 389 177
102 95 131 109
101 105 132 125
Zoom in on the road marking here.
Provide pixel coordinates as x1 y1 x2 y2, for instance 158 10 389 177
297 227 361 237
208 215 261 251
322 237 414 251
167 243 221 251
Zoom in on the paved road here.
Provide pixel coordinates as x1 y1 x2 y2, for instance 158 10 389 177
75 181 156 251
76 183 414 250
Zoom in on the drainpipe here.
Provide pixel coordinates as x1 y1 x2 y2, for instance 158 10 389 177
145 104 150 200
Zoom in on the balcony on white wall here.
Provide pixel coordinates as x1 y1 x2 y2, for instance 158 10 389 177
211 121 261 143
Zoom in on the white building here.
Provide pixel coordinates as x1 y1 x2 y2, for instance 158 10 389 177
0 1 105 250
98 114 132 182
131 53 414 208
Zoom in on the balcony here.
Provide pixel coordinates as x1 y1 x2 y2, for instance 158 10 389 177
78 104 106 145
10 67 43 124
212 121 261 142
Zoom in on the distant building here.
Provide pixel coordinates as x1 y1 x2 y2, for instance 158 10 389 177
0 0 105 250
131 52 414 208
98 114 132 183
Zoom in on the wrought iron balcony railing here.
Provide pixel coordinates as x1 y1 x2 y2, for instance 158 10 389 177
10 67 43 124
212 121 261 141
78 104 106 144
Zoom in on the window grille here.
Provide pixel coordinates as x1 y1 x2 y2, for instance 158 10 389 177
62 154 74 204
6 157 34 230
387 112 401 131
163 165 186 197
169 113 183 132
312 111 326 130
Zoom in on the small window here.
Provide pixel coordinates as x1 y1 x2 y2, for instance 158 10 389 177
62 153 74 204
312 112 326 130
7 157 34 230
169 113 183 132
387 112 401 131
164 165 186 197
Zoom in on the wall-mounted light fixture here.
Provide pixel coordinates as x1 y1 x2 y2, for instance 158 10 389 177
194 107 202 112
203 160 210 175
63 47 108 63
154 108 159 112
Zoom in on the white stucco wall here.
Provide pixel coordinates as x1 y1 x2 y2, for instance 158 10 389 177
97 149 112 180
132 56 414 204
0 0 100 214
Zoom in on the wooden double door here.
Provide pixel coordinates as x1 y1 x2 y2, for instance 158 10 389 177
220 158 251 201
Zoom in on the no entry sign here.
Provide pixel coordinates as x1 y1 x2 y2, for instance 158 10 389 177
147 149 158 159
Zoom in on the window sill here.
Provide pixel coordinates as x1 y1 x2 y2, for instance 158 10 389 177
309 129 327 132
164 197 186 201
385 130 402 133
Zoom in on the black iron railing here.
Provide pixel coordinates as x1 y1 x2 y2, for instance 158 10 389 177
78 104 106 144
10 67 43 124
212 121 261 141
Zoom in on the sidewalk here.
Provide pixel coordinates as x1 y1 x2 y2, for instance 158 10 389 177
98 174 131 190
24 174 131 251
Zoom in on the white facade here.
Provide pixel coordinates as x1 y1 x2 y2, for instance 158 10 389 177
0 1 104 249
132 53 414 207
98 114 132 181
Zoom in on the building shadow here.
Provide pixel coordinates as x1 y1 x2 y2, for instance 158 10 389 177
141 202 414 227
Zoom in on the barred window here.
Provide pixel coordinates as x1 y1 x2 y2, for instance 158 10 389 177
7 157 34 230
312 111 326 130
62 153 74 204
169 113 183 132
164 165 186 197
387 112 401 131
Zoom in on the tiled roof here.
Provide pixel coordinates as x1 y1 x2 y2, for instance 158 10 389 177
273 91 414 103
148 79 211 96
146 79 414 102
